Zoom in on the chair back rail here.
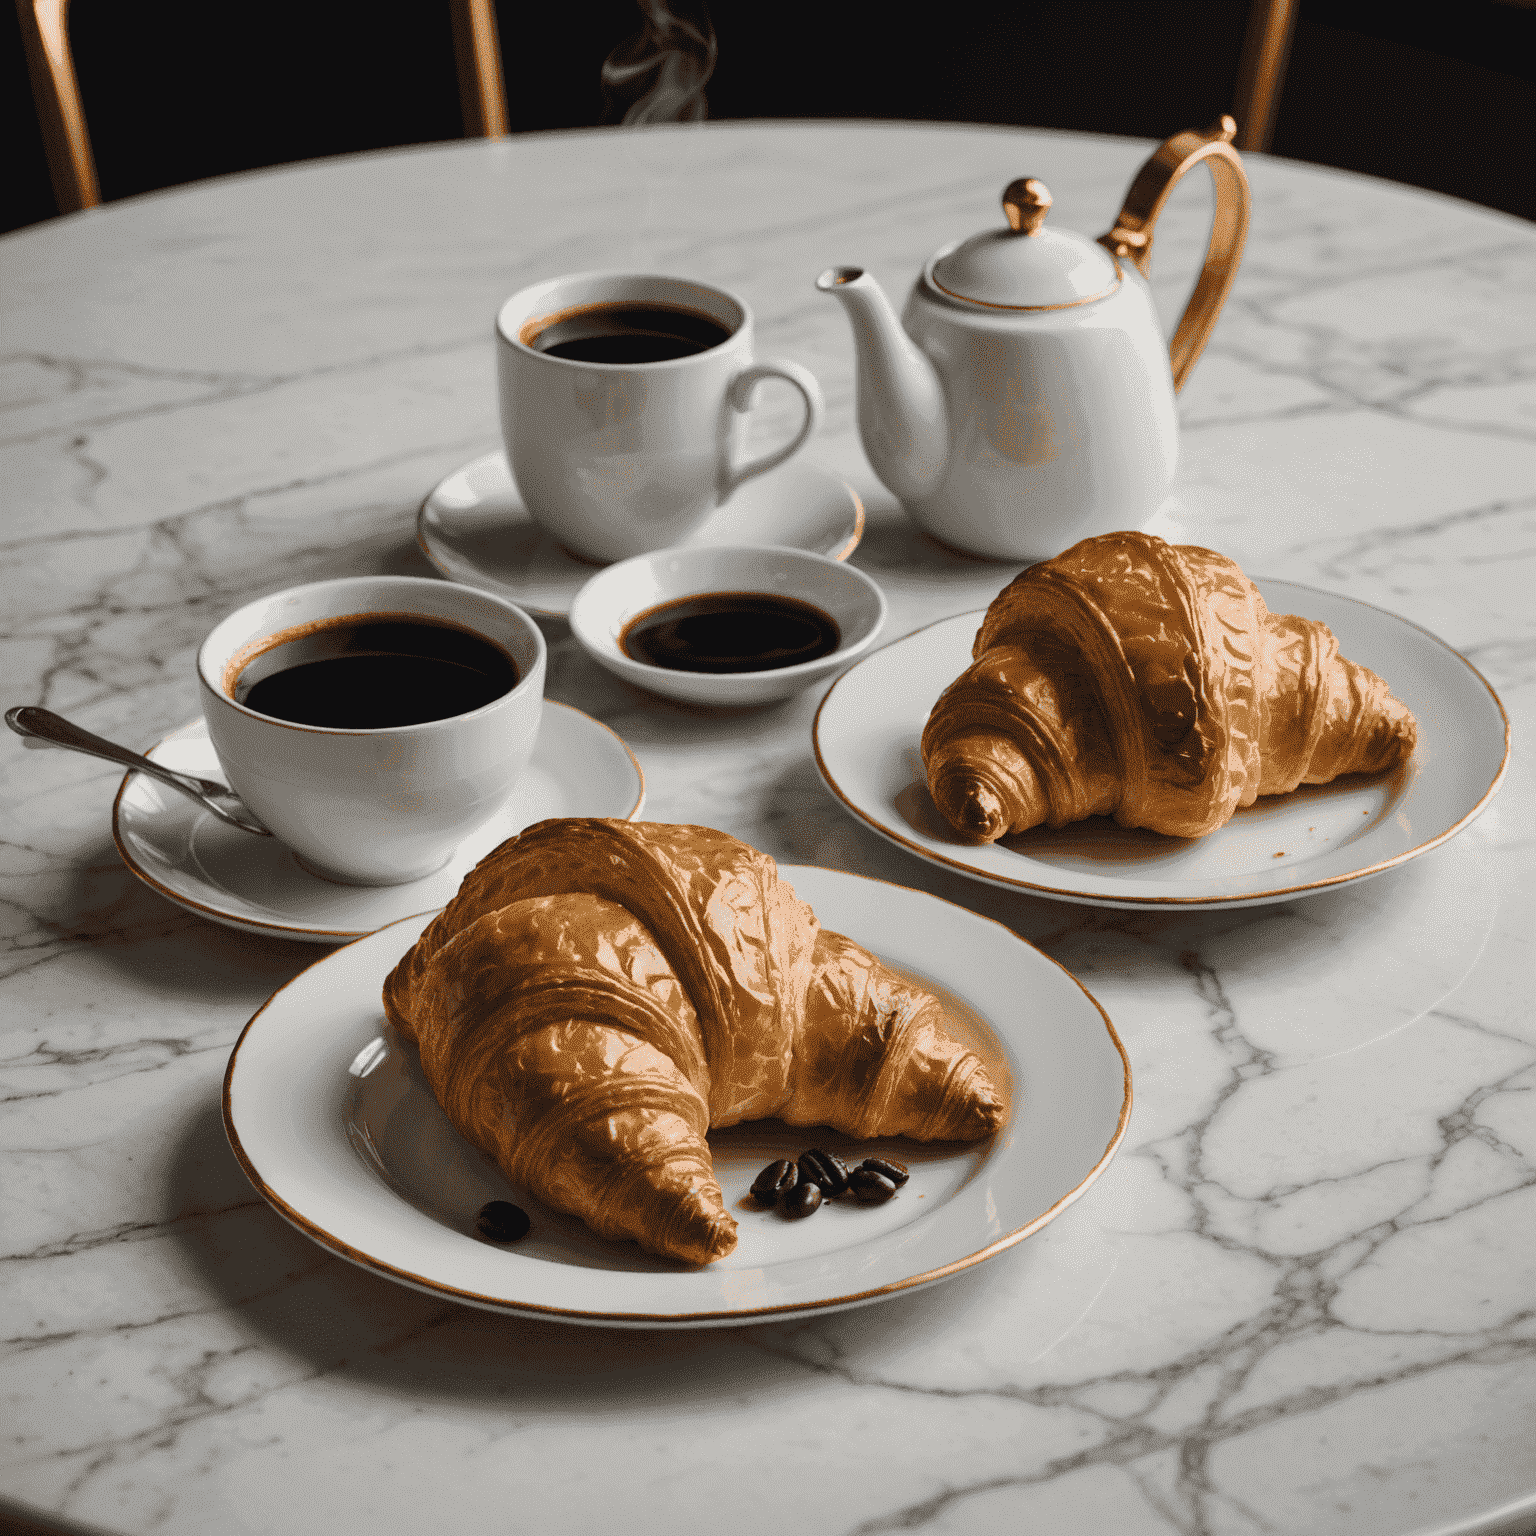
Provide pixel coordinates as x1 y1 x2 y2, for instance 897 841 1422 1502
450 0 510 140
1232 0 1300 152
15 0 1296 218
15 0 97 213
14 0 511 215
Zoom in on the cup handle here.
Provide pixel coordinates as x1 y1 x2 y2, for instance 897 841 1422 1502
721 359 825 498
1098 116 1251 393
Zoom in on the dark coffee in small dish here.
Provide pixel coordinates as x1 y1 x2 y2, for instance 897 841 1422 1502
233 615 518 728
620 592 841 674
526 301 732 365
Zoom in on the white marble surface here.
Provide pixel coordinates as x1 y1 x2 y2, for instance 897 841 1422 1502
2 122 1533 1536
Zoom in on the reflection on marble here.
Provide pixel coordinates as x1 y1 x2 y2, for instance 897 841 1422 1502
2 123 1534 1536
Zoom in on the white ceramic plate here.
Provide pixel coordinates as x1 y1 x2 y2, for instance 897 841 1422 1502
814 580 1510 909
113 705 644 943
418 451 865 617
223 866 1129 1327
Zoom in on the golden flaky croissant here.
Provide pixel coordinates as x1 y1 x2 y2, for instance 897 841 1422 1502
383 819 1005 1266
923 532 1417 843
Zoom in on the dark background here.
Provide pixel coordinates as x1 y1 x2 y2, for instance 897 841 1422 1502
3 0 1533 236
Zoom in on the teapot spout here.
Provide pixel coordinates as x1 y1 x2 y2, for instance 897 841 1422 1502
816 267 948 505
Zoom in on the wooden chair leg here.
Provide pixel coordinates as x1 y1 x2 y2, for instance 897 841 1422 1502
450 0 510 139
1232 0 1300 153
15 0 99 212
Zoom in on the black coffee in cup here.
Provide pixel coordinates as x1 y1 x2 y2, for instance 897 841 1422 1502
232 615 518 729
526 301 732 365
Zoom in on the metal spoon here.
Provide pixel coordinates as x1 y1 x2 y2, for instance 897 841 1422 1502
5 706 272 836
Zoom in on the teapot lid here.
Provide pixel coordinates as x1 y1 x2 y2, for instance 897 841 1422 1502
929 179 1121 310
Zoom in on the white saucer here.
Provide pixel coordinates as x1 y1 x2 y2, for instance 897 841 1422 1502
223 865 1129 1326
112 704 645 943
418 451 865 617
814 580 1510 910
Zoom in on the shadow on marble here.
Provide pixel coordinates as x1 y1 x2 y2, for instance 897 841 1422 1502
769 761 1501 1064
18 833 201 954
162 1093 1098 1410
374 531 441 581
36 831 319 983
848 500 1014 580
595 670 814 744
0 1494 118 1536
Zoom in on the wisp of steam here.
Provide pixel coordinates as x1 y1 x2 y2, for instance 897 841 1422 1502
601 0 717 125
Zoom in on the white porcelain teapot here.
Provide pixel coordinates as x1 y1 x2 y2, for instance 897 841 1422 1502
817 119 1250 562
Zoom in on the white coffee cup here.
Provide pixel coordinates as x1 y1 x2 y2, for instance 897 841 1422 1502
496 271 824 564
197 576 545 886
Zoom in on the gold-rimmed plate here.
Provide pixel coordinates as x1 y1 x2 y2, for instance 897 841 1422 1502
222 866 1129 1327
814 580 1509 910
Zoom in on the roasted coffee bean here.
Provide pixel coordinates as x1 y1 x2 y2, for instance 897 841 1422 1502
860 1156 909 1188
848 1167 898 1204
797 1148 850 1198
475 1200 531 1242
782 1179 823 1218
751 1159 798 1205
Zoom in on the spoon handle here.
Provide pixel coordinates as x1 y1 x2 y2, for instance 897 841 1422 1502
6 706 272 836
6 704 219 798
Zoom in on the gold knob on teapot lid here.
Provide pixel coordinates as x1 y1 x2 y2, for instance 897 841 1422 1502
1002 178 1052 236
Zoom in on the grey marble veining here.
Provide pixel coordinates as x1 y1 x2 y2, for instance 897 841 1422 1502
1 122 1533 1536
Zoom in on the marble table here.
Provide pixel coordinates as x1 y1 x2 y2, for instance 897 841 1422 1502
2 121 1533 1536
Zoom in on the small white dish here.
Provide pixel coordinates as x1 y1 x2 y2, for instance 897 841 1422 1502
570 544 887 706
113 705 644 943
223 864 1130 1327
814 579 1510 909
417 451 865 617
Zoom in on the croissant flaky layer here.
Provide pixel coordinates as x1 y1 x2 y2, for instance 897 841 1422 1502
921 532 1417 842
383 820 1006 1266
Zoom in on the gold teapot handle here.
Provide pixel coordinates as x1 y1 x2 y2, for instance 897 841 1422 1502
1099 117 1251 393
